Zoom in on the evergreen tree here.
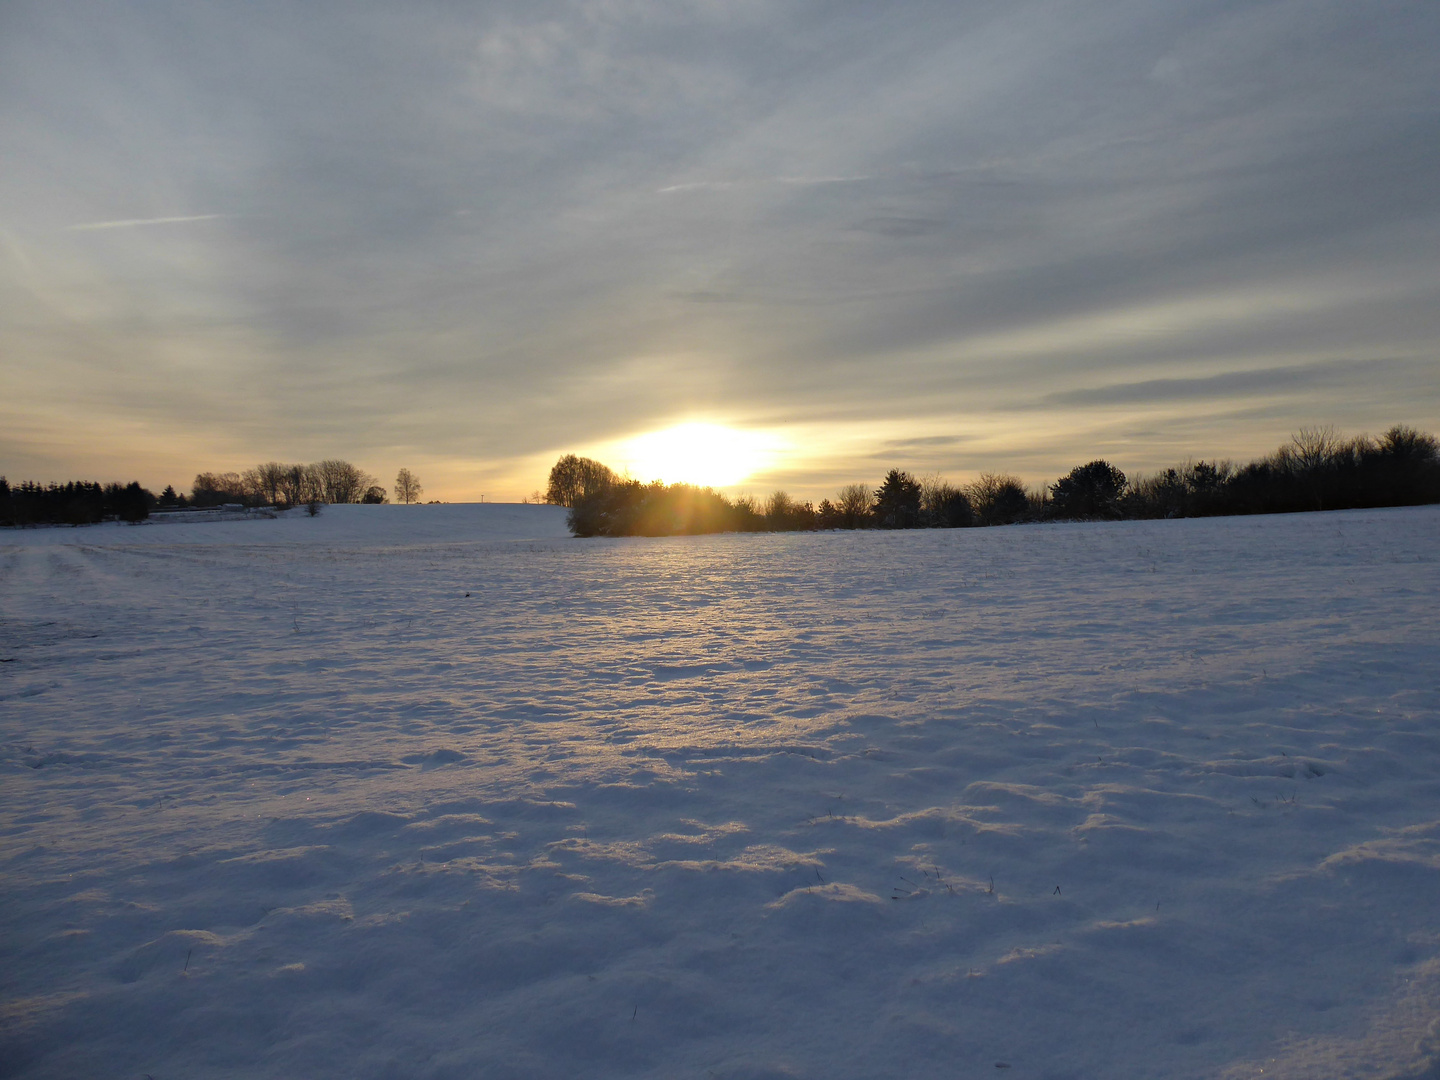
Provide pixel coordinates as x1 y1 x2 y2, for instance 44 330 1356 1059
874 469 922 528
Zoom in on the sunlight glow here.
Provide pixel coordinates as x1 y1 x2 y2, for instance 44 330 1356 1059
613 422 783 488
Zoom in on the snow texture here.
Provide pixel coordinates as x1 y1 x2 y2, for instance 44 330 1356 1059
3 503 1439 1079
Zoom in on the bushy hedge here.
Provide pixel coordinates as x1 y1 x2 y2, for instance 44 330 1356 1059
568 481 759 537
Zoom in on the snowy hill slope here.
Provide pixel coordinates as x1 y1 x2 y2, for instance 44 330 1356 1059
9 500 573 548
2 505 1438 1078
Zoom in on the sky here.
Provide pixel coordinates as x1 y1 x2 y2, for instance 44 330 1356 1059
2 0 1438 501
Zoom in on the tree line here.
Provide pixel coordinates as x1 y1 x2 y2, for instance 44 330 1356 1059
546 424 1440 538
188 460 392 508
0 479 153 527
1 461 427 526
186 463 423 508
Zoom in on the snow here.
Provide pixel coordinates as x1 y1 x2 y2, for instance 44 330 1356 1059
3 503 1439 1079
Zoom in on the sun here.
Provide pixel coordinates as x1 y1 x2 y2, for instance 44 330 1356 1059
613 422 781 488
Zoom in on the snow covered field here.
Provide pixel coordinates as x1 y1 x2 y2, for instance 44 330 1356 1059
3 503 1439 1080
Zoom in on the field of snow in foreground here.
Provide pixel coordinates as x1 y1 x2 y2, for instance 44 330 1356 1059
3 503 1439 1080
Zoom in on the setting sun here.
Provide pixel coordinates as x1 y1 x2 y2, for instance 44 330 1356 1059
612 422 782 488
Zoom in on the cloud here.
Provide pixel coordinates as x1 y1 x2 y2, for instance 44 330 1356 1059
878 435 971 450
850 217 946 238
657 181 739 194
775 175 870 186
658 175 868 194
65 214 225 231
1 0 1438 495
1041 358 1437 408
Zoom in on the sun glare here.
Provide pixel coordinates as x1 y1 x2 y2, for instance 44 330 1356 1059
614 422 781 488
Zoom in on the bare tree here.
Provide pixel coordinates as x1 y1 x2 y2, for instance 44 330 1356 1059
1277 426 1344 511
251 462 287 506
241 467 266 504
835 482 872 528
762 490 802 529
395 468 423 505
276 466 300 508
1379 425 1440 462
315 459 375 504
764 490 795 519
1284 426 1344 474
918 473 953 514
277 463 321 508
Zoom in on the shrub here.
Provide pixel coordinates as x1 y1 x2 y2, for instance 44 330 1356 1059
763 491 818 532
568 480 744 537
919 474 972 527
933 489 974 527
968 473 1030 526
1050 460 1127 519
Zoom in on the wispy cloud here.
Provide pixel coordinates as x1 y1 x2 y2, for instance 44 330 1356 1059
66 214 224 232
775 175 870 186
1040 358 1436 408
656 181 737 194
658 175 870 194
